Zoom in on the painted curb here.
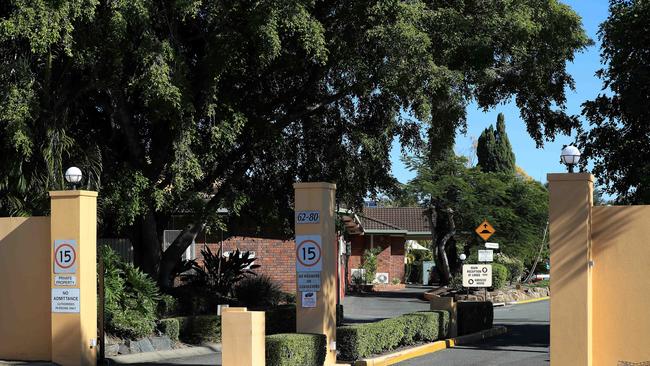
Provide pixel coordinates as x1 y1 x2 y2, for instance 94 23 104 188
352 326 508 366
506 296 549 306
106 343 221 364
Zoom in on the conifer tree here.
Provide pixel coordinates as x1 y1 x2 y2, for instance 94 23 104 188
477 113 516 173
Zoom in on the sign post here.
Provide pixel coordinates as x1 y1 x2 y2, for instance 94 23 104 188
49 191 98 366
294 183 337 365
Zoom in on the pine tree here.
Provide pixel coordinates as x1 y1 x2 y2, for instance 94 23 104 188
477 113 516 173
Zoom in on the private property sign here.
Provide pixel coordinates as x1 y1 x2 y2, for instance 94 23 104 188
462 264 492 288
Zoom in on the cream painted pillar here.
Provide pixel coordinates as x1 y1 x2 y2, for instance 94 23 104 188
294 182 337 365
49 190 98 366
222 308 265 366
548 173 593 366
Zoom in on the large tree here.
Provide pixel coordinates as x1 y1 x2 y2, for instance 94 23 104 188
0 0 589 287
477 113 516 173
578 0 650 203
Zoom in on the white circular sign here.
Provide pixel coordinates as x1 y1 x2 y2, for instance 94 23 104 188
295 235 323 272
54 241 77 274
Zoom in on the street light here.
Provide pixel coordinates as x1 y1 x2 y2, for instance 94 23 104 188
560 145 581 173
64 167 83 190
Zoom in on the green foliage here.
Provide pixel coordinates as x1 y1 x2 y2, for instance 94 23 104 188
184 246 260 298
158 318 180 341
102 246 161 339
406 153 549 268
0 0 589 279
495 254 525 284
477 113 516 174
175 315 221 344
579 0 650 203
337 311 449 361
266 333 326 366
491 263 509 290
457 301 494 336
233 275 283 309
157 294 179 318
361 247 383 284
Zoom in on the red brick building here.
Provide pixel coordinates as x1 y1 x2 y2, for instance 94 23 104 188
346 207 431 285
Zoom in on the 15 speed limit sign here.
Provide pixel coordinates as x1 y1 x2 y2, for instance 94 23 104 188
296 235 322 272
54 240 78 274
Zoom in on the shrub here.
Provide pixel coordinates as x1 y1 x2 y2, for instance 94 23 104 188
491 263 509 290
183 246 259 297
266 305 297 335
175 315 221 344
266 333 326 366
336 304 344 326
457 301 493 335
158 318 180 341
282 292 296 304
337 311 449 361
361 247 382 284
102 246 160 339
495 254 525 284
168 284 233 316
157 294 179 318
234 275 284 308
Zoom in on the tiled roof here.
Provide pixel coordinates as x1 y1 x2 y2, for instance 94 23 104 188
359 207 430 233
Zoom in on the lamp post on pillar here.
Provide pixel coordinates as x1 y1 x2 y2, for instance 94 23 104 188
560 145 581 173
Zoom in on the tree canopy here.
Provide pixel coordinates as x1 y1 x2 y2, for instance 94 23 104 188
477 113 516 174
579 0 650 204
0 0 589 285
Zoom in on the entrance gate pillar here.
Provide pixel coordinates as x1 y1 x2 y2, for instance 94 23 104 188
49 190 98 366
548 173 593 366
294 183 337 365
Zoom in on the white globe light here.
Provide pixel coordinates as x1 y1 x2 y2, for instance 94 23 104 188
64 167 83 184
459 254 467 261
560 145 581 166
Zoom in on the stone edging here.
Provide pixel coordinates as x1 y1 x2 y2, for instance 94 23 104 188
106 343 221 364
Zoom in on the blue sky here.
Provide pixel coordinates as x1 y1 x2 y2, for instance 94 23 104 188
390 0 611 185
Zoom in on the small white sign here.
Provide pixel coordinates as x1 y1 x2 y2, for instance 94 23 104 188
53 240 78 274
478 250 494 262
297 272 321 291
54 275 77 286
301 291 317 308
463 264 492 288
296 235 322 272
485 242 499 249
296 210 320 224
52 288 80 313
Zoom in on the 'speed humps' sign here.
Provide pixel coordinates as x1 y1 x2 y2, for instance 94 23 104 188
462 264 492 288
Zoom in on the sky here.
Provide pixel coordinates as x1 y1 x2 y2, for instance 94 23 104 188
389 0 611 185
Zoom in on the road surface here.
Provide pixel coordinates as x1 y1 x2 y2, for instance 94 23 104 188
397 300 549 366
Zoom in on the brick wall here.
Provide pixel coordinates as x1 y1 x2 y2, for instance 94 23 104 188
196 236 296 293
348 235 405 283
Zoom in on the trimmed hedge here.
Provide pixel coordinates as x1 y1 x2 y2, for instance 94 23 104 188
158 318 180 341
175 315 221 344
457 301 493 335
337 310 449 361
266 333 326 366
491 263 509 290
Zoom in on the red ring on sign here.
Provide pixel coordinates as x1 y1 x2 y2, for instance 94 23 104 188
55 243 77 269
296 240 322 267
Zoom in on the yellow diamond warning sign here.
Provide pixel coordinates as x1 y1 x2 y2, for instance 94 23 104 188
475 220 495 241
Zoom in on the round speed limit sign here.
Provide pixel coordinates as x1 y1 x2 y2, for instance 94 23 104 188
296 235 322 272
54 240 78 274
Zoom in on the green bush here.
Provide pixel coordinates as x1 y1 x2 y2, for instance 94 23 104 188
102 246 160 339
457 301 493 335
266 305 296 335
361 247 382 284
234 275 284 309
495 254 525 284
183 246 259 297
157 294 179 318
266 333 326 366
336 304 344 326
175 315 221 344
337 311 449 361
491 263 509 290
168 284 233 315
158 318 180 341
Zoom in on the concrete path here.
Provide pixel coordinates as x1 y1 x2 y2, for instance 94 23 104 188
396 300 550 366
342 286 432 323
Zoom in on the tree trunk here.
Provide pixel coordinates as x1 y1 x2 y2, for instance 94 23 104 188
435 208 456 285
139 211 162 278
158 220 205 289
